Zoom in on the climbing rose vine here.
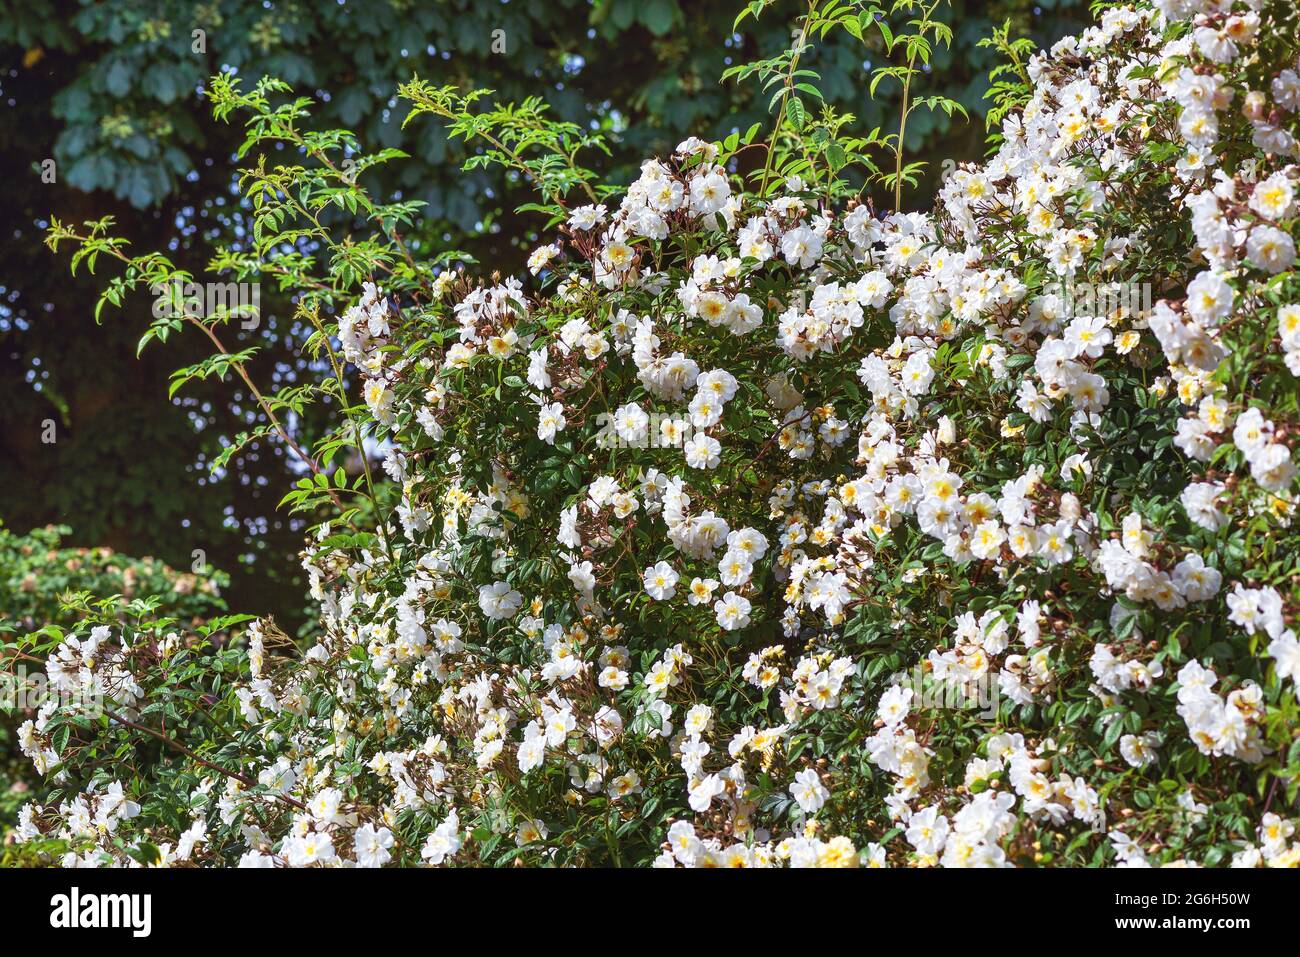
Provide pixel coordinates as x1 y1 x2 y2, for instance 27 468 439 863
11 0 1300 867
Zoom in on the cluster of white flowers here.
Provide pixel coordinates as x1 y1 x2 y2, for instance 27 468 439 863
1174 659 1266 762
16 624 149 780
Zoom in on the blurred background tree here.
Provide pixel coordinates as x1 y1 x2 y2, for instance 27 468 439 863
0 0 1084 633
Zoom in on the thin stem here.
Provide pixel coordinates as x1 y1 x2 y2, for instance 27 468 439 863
893 0 944 213
102 707 307 811
760 2 815 197
894 68 912 212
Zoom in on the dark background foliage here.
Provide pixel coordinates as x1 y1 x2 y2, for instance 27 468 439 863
0 0 1083 631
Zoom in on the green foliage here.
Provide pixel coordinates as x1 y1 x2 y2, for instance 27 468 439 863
978 18 1036 150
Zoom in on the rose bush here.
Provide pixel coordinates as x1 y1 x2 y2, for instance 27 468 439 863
0 523 229 860
7 0 1300 867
